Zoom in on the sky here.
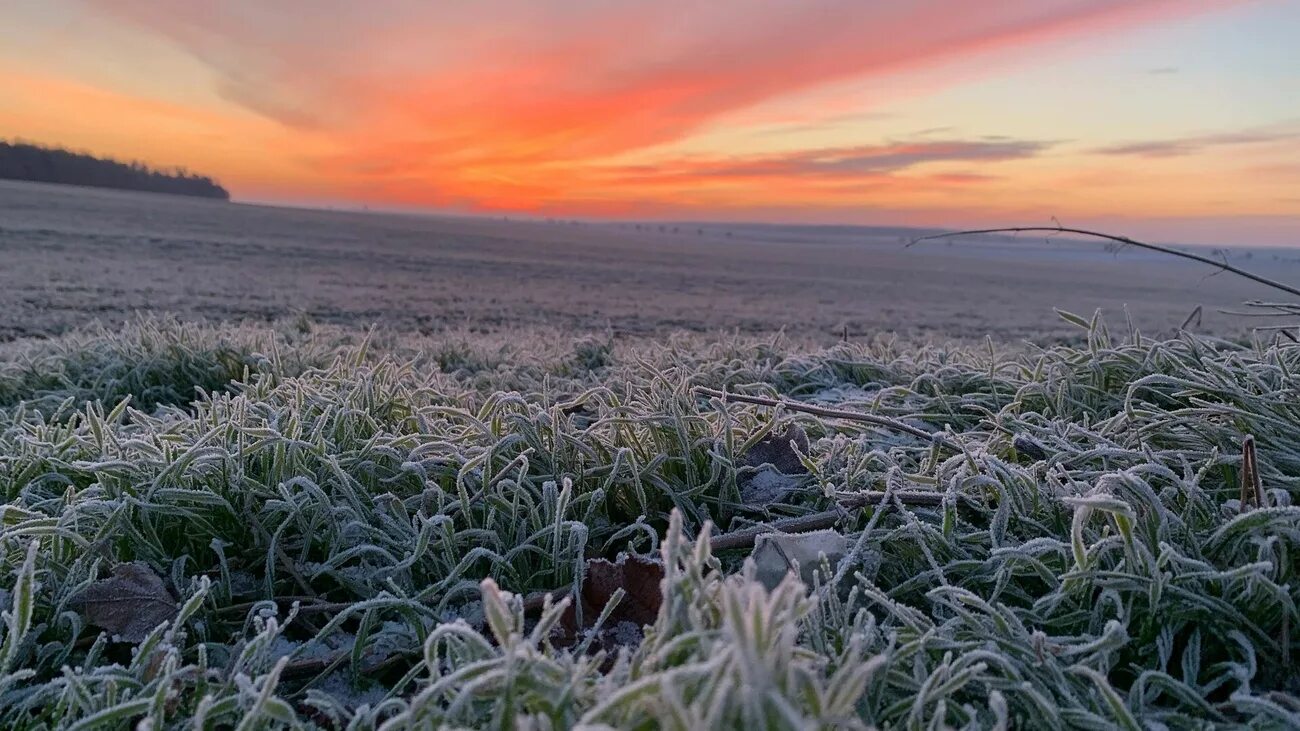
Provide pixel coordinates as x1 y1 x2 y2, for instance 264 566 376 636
1 0 1298 245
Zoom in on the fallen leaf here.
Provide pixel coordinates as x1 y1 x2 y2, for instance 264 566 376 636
556 553 663 652
737 424 810 505
741 423 809 474
752 530 850 590
69 562 178 643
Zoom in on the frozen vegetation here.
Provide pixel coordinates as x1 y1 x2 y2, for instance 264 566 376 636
0 315 1298 728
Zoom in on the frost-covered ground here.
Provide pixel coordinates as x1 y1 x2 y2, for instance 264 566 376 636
0 316 1297 728
4 179 1300 341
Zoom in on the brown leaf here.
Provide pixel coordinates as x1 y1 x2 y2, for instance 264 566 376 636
740 423 809 474
70 562 178 643
556 553 663 652
1239 435 1266 511
737 423 810 505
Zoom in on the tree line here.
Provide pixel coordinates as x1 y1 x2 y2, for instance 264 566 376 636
0 140 229 200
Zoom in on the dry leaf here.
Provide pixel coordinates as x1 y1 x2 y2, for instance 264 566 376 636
741 423 809 474
69 562 178 643
556 553 663 652
752 530 849 590
737 424 810 505
1239 435 1266 510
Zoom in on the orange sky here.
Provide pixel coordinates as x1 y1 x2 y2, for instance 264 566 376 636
2 0 1298 244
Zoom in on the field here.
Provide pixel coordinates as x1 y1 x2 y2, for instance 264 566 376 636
4 180 1300 342
0 183 1298 728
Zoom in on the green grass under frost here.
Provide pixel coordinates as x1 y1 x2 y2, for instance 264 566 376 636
0 315 1297 729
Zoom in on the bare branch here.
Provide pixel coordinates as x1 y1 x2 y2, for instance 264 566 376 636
909 227 1300 299
708 490 950 552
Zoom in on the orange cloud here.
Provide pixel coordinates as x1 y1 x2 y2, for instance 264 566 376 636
74 0 1229 211
15 0 1291 246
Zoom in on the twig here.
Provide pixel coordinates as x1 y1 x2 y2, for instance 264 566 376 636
708 490 948 552
280 652 348 680
909 227 1300 299
215 597 360 619
281 646 410 680
1221 303 1300 317
693 387 957 450
222 489 955 634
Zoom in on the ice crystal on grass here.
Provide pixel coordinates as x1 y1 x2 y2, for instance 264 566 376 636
0 315 1296 728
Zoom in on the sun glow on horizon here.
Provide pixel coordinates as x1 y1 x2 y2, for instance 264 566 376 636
1 0 1298 244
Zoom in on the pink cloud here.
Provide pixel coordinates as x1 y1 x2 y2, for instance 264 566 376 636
82 0 1232 210
1095 125 1300 157
597 139 1051 185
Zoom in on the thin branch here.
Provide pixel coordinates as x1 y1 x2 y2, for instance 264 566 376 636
693 386 958 451
1222 301 1300 317
909 227 1300 299
281 646 409 680
215 597 365 618
522 588 570 613
708 490 952 552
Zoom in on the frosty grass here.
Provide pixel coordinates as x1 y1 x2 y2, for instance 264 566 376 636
1 315 1298 728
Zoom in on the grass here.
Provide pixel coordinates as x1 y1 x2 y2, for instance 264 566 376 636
0 314 1297 729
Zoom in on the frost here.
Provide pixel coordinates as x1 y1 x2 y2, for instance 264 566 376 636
737 424 809 505
226 571 260 598
441 600 484 627
740 467 803 506
608 620 643 648
314 672 388 710
67 562 177 643
2 317 1298 728
752 530 849 590
805 385 879 404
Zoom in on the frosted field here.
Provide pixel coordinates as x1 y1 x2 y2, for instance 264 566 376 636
3 180 1298 342
1 181 1299 728
0 317 1297 727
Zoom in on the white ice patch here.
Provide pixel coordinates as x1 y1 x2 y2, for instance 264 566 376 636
741 466 803 505
609 620 644 647
440 600 484 627
315 671 388 710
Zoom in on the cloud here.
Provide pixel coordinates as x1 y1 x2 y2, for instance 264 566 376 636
67 0 1233 212
608 139 1052 183
808 140 1050 173
89 2 1210 144
1094 127 1300 157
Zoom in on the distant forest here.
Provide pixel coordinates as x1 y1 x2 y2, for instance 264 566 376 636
0 140 229 200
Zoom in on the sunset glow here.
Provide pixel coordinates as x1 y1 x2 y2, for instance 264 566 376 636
2 0 1298 243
